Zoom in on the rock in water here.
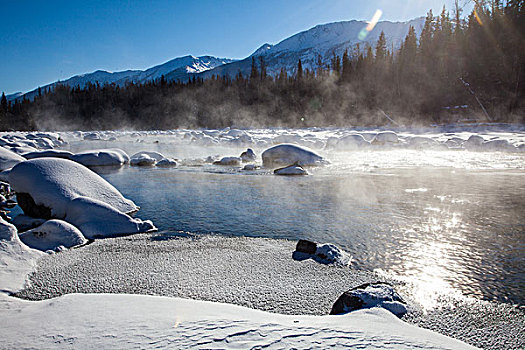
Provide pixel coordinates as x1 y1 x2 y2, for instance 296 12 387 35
240 148 256 162
274 163 309 176
9 158 138 218
71 149 129 167
330 282 407 317
213 157 242 166
156 158 177 167
0 146 26 171
19 219 87 251
262 144 326 167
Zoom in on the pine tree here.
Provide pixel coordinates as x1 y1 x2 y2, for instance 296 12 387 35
250 56 259 80
342 49 352 81
375 31 387 62
0 93 7 112
297 59 303 80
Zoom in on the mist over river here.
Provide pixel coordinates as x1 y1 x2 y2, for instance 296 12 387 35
58 127 525 308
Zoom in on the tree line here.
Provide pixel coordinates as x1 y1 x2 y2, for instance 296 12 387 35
1 1 523 131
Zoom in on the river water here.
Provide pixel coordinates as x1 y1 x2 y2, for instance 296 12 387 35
64 128 525 308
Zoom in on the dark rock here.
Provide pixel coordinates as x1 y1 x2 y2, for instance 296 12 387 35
15 192 52 220
240 148 256 162
330 282 407 317
296 239 317 254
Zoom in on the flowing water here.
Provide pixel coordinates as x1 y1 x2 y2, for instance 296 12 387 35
63 129 525 308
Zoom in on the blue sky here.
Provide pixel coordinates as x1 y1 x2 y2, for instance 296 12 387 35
0 0 472 95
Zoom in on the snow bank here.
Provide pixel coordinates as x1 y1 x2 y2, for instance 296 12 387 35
65 196 155 239
0 293 476 349
262 143 327 167
71 149 129 167
9 158 138 218
0 217 43 292
19 219 87 252
0 146 25 171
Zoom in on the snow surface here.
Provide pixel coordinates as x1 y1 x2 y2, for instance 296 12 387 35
9 158 138 217
0 146 25 171
0 293 477 349
22 149 74 160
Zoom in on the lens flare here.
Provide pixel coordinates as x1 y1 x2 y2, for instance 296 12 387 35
358 9 383 40
474 9 483 25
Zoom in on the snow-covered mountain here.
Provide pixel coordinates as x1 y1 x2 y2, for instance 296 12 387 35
7 55 234 101
199 17 424 80
8 17 424 101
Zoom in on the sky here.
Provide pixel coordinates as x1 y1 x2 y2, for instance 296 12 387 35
0 0 473 95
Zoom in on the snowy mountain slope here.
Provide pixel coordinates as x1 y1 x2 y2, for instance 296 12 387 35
8 55 234 102
8 17 424 101
199 18 424 80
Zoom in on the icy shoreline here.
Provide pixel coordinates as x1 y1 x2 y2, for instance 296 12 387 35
13 233 525 350
1 233 482 350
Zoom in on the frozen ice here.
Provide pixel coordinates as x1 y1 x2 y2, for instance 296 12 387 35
19 219 87 251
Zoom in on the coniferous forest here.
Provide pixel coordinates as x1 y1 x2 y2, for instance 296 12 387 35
1 2 524 131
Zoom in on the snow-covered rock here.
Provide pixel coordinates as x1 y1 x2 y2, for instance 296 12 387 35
372 131 399 145
240 148 256 162
330 282 407 317
464 135 485 150
0 146 26 171
23 150 74 160
9 158 138 218
262 144 327 167
19 219 87 252
156 158 177 167
274 163 309 176
336 134 370 150
482 139 515 152
130 154 156 166
213 156 242 166
0 216 18 241
131 151 165 161
65 196 156 239
71 149 129 167
242 164 259 171
293 239 351 265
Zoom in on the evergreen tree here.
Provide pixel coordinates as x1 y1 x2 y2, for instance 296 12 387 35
375 31 387 61
297 59 303 80
341 49 352 81
250 56 259 80
0 93 7 112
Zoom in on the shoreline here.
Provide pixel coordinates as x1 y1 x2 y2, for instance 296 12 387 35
14 233 525 350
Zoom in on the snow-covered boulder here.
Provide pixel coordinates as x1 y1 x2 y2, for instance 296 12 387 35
65 196 155 239
371 131 399 145
464 135 485 150
130 155 156 166
240 148 256 162
0 146 26 171
23 150 74 160
131 151 165 161
242 164 259 171
330 282 407 317
0 216 18 241
336 134 370 150
9 158 138 219
71 149 129 167
156 158 177 167
274 163 309 176
293 239 351 265
213 157 242 166
406 136 440 149
262 144 327 167
482 139 516 152
130 151 166 166
19 219 87 252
